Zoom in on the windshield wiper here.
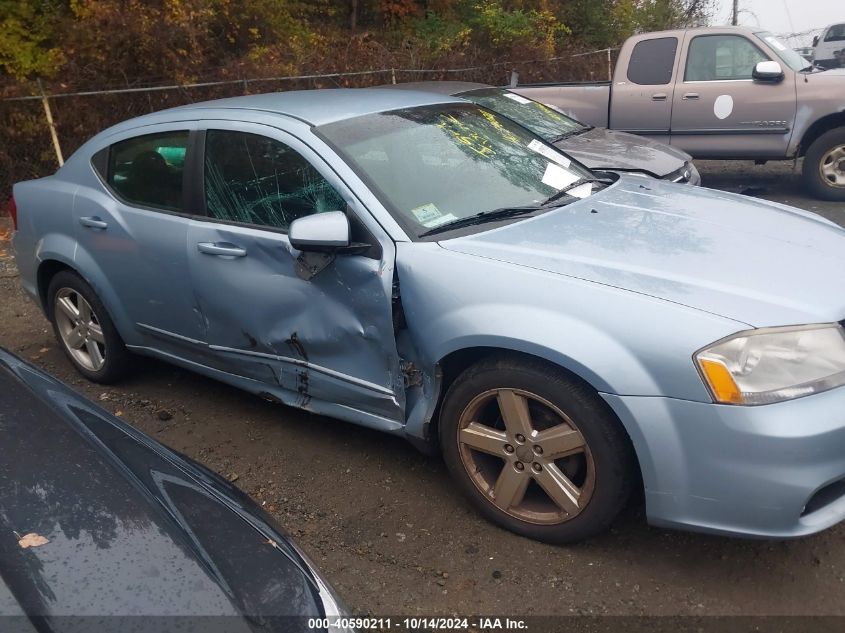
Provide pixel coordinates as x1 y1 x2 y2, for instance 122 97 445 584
539 178 602 207
418 205 542 237
801 61 826 72
419 179 604 238
550 127 589 142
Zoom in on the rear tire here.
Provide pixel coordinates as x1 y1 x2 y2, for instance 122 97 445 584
47 271 131 383
439 355 635 543
803 128 845 201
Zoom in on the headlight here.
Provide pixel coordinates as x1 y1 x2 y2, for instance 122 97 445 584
686 162 701 185
695 324 845 405
667 162 699 184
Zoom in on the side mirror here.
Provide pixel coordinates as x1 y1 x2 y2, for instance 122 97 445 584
812 36 819 47
752 60 784 82
289 211 350 252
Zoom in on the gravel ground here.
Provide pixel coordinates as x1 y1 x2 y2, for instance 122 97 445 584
1 160 844 620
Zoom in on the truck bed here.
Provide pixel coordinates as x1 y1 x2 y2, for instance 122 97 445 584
513 83 611 128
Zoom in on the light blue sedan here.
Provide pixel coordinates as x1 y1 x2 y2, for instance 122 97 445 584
10 88 845 543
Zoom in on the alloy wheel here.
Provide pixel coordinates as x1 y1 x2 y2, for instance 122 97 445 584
819 144 845 188
54 288 107 372
456 388 595 525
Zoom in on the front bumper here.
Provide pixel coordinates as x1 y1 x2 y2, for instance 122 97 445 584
602 386 845 538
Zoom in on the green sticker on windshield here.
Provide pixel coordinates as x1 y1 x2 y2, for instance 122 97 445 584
411 203 458 228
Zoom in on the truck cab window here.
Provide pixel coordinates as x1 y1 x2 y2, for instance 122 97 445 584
685 35 768 81
627 37 678 85
824 24 845 42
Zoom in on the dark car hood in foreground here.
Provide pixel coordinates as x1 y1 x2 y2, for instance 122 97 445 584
555 127 690 177
0 351 337 630
440 177 845 327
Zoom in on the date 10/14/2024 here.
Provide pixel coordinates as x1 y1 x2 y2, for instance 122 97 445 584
307 617 529 630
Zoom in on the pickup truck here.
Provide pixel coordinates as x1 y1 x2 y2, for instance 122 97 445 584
515 26 845 201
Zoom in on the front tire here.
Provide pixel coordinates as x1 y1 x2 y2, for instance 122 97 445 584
439 356 635 543
47 271 131 383
803 128 845 201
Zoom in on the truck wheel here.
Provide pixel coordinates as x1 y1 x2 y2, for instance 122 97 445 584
439 355 635 543
47 271 132 383
803 128 845 201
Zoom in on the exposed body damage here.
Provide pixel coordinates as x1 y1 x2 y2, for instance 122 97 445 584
183 217 404 422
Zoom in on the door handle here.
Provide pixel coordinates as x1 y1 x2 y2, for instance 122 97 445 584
682 92 700 100
197 242 247 257
651 93 668 101
79 216 108 230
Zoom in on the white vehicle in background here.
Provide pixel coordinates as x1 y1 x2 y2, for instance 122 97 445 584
813 23 845 69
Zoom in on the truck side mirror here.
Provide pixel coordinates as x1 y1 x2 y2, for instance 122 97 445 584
752 60 784 82
812 36 819 47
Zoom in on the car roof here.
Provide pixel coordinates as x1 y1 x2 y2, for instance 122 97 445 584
381 80 494 96
164 88 464 127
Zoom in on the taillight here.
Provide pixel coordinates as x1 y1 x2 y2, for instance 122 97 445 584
6 197 17 230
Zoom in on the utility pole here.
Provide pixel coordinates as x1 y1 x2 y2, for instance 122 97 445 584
732 0 738 26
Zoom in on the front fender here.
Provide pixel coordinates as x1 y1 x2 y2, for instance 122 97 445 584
423 304 657 396
396 243 743 410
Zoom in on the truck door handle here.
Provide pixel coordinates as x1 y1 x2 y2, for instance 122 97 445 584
197 242 247 257
682 92 700 100
79 216 108 230
651 93 668 101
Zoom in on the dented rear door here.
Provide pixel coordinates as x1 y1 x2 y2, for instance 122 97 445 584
185 121 404 425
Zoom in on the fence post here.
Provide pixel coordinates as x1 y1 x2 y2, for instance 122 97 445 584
391 68 396 84
606 48 613 81
37 79 64 167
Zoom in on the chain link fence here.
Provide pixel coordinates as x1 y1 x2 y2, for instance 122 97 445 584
0 48 617 197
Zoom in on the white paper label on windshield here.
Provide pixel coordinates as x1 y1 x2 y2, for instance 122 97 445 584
410 203 457 227
566 182 593 199
528 139 571 167
765 36 786 51
504 93 532 104
541 162 579 190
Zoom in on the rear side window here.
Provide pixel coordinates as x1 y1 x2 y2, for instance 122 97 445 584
203 130 344 231
627 37 678 85
107 131 189 211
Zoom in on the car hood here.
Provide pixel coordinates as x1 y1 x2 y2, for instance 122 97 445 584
439 177 845 327
0 351 335 627
554 127 691 177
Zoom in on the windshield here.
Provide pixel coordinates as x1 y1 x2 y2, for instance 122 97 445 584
756 31 810 71
459 88 585 141
318 103 594 238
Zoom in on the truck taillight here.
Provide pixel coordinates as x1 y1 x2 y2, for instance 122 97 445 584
6 196 17 230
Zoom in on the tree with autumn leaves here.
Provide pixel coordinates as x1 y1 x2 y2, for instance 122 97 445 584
0 0 713 92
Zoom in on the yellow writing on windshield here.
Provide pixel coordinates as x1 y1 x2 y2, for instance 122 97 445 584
479 110 521 144
436 114 496 159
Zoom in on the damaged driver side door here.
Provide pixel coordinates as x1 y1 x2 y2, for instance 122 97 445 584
185 122 404 427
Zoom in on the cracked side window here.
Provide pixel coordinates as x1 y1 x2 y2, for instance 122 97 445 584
204 130 345 231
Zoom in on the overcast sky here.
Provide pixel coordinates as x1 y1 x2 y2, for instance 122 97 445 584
712 0 839 46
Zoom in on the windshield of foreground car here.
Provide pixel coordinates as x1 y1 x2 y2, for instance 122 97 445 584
458 88 586 142
317 103 594 238
755 31 811 71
